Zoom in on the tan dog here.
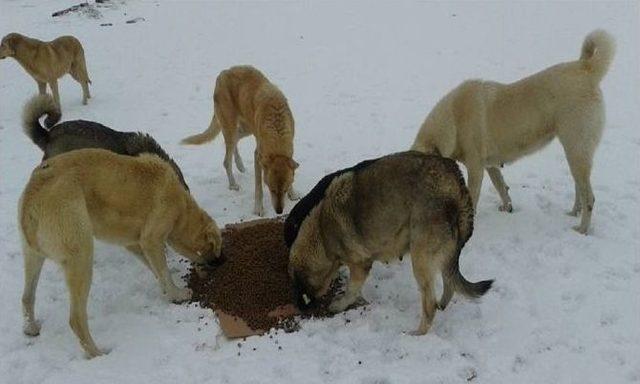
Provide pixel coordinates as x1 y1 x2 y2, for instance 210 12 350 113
19 149 222 358
411 30 615 234
0 33 91 109
181 65 299 216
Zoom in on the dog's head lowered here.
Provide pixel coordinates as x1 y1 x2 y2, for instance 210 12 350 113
0 33 22 59
262 154 298 214
288 204 339 309
169 206 222 267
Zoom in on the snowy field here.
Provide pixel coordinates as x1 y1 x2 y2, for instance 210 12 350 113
0 1 639 383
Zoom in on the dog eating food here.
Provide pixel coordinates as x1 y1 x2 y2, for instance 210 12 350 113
188 218 343 337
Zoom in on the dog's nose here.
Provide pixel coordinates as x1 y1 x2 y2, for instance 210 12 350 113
206 255 225 267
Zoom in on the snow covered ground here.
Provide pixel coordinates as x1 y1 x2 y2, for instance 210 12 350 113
0 1 638 383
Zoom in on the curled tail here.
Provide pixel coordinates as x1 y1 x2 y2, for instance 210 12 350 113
22 94 61 151
180 114 221 145
580 29 615 83
439 176 493 309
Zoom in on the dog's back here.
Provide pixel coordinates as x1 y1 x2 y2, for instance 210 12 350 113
21 94 189 190
20 149 182 249
413 30 615 164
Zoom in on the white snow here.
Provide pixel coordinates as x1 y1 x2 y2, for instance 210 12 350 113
0 1 638 383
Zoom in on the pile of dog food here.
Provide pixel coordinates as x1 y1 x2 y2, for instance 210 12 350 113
188 217 345 336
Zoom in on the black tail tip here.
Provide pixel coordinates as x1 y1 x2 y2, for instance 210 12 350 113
474 279 494 297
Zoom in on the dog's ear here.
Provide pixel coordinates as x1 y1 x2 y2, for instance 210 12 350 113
288 158 299 170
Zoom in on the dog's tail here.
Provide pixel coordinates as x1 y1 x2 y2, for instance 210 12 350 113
22 94 61 151
439 173 493 310
180 114 221 145
580 29 615 83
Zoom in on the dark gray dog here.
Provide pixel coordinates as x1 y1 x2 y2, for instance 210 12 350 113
21 94 189 190
287 151 492 335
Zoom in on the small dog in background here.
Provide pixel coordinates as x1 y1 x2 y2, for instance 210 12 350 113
19 149 222 358
0 33 91 109
411 30 615 234
181 65 299 216
21 94 189 190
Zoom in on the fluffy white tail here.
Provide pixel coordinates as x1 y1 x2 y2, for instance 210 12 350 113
580 29 615 83
22 94 61 151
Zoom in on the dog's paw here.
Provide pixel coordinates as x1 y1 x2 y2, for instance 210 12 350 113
566 208 580 217
169 287 192 303
287 189 301 201
253 205 265 217
404 322 431 336
498 202 513 213
84 346 108 359
23 320 41 337
572 225 589 235
328 297 353 313
229 183 240 191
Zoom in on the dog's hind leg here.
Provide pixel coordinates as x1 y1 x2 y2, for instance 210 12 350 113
487 167 512 212
37 81 46 95
408 209 457 335
234 147 246 173
465 161 485 210
562 146 596 234
22 246 45 337
567 181 581 217
233 121 251 173
62 239 103 358
329 262 372 313
558 106 603 234
218 113 241 191
70 70 90 105
71 52 91 104
409 245 439 336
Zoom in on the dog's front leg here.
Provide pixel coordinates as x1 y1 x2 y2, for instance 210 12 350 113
329 262 371 313
141 241 191 303
253 149 265 216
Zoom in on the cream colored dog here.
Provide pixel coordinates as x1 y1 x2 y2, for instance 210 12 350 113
181 65 299 216
411 30 615 234
19 149 222 358
0 33 91 109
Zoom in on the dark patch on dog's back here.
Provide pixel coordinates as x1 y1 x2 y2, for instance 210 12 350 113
44 120 189 191
284 157 381 248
